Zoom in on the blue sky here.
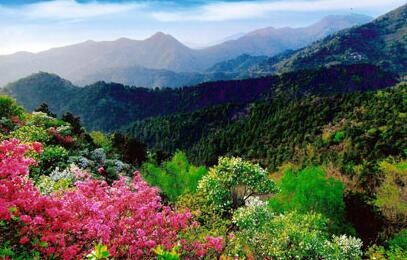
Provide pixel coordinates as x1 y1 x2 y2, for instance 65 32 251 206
0 0 405 54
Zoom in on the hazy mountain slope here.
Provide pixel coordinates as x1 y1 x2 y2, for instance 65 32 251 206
195 14 371 67
2 64 397 132
262 4 407 75
0 33 198 87
206 54 269 75
0 15 370 87
77 65 236 88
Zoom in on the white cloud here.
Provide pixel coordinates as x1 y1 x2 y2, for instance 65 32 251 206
1 0 142 21
152 0 406 21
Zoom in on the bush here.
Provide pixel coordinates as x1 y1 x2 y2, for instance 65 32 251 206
197 157 277 215
0 138 223 259
388 229 407 250
0 96 25 121
269 167 347 232
374 160 407 225
143 151 207 202
10 125 49 143
90 131 112 151
32 145 70 177
228 207 362 259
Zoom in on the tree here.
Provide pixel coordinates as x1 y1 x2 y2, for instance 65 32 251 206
269 167 347 232
229 208 362 259
112 133 148 166
142 151 207 202
0 96 25 120
62 112 83 135
374 160 407 228
34 103 56 118
197 157 277 214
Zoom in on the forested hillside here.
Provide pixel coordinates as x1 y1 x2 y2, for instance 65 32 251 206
3 64 397 131
262 3 407 75
0 83 405 259
221 4 406 79
128 83 407 244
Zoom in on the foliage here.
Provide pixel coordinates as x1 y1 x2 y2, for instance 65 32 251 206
175 192 231 238
142 151 207 202
36 175 73 195
366 244 406 260
0 139 223 259
87 244 111 260
33 145 69 177
388 229 407 250
112 133 147 165
374 160 407 226
197 157 277 214
34 103 57 118
90 131 112 151
0 96 25 121
27 111 65 128
10 125 49 143
0 96 25 133
4 64 396 131
269 167 347 232
228 208 362 259
153 245 180 260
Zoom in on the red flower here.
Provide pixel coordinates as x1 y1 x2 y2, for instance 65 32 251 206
31 142 43 153
0 139 224 259
19 237 30 244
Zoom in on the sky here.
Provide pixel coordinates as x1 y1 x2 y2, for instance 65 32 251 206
0 0 405 55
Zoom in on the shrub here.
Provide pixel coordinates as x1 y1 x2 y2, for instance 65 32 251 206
0 138 223 259
27 112 64 128
269 167 347 232
197 157 277 215
34 145 69 176
10 125 49 143
90 131 112 151
374 160 407 225
333 131 345 142
143 151 207 202
228 206 362 259
0 96 25 121
388 229 407 250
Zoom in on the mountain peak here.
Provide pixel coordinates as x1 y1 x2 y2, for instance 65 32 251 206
147 32 174 41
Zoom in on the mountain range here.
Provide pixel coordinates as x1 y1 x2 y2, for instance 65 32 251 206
252 3 407 76
0 14 371 88
1 64 397 131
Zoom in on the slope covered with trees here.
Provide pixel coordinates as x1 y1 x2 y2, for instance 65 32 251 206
128 82 407 246
2 64 397 131
261 3 407 76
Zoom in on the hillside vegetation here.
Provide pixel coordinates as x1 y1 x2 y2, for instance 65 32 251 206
3 64 397 131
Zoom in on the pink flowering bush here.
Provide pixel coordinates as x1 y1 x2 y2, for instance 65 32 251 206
0 139 223 259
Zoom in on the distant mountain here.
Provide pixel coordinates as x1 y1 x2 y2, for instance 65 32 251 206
0 32 198 87
258 4 407 75
196 14 371 66
0 14 371 87
76 65 236 88
206 54 269 75
2 64 397 132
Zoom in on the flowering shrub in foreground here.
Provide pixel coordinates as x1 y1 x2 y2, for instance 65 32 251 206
0 139 223 259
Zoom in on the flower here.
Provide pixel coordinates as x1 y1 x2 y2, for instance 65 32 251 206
0 139 223 259
19 237 30 244
31 141 43 153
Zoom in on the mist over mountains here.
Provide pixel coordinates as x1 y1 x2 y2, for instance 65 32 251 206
0 14 371 88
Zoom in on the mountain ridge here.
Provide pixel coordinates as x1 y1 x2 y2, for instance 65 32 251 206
2 64 397 132
0 14 371 87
